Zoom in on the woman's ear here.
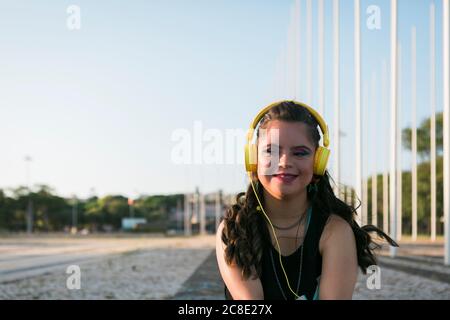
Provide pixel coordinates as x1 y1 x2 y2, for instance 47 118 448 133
310 176 320 184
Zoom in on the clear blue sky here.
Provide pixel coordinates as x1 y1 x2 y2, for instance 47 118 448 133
0 0 445 199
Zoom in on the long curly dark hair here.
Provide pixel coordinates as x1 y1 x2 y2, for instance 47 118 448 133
221 101 398 280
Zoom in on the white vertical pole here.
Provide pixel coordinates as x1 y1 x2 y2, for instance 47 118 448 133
371 72 378 227
25 155 33 234
363 83 369 226
215 190 222 232
382 60 389 234
281 46 287 98
275 53 281 99
443 0 450 265
199 193 206 235
272 60 277 100
383 169 389 232
177 198 182 231
295 0 301 100
286 23 291 99
372 172 378 226
363 180 368 225
412 27 418 241
299 0 305 101
344 186 348 204
272 56 277 100
355 0 362 227
288 7 295 98
430 2 437 242
306 0 313 104
285 45 290 98
390 0 398 257
274 50 281 99
333 0 341 195
397 43 403 241
318 0 325 115
193 189 199 226
348 186 352 206
184 194 192 236
348 186 353 206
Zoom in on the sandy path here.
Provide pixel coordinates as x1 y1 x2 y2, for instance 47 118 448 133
0 235 215 299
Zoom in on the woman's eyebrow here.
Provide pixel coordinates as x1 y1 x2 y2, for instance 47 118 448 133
292 145 312 151
264 144 312 151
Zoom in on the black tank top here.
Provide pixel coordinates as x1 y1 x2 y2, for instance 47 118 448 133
224 206 328 300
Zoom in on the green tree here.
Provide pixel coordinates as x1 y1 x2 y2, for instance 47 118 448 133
0 190 15 231
84 195 128 230
367 108 445 236
402 112 443 160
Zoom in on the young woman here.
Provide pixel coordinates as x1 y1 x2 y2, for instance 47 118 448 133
216 100 397 300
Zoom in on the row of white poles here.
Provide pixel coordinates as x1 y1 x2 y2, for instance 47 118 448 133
184 190 226 236
274 0 449 264
384 2 439 246
359 0 450 263
278 0 341 197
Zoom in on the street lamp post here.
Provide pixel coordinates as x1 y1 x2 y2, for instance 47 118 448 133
24 155 33 234
128 198 134 218
71 195 78 234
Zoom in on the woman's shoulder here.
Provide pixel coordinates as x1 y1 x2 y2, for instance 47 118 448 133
216 220 225 246
319 214 354 253
216 220 232 258
325 214 351 229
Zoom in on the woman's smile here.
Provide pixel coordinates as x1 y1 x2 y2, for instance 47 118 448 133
272 173 299 184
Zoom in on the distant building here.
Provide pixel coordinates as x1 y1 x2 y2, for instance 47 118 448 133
167 192 235 234
121 218 147 230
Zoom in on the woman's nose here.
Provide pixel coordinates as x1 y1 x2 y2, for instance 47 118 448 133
278 152 292 168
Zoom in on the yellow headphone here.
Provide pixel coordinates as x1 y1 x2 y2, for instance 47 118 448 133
245 100 330 176
244 100 330 300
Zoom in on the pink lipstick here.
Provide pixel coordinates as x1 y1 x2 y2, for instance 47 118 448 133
272 173 298 184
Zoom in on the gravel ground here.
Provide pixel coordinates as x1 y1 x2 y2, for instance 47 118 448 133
0 247 212 300
353 266 450 300
0 235 215 300
1 235 449 300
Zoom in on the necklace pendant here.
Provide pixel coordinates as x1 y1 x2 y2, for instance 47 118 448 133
296 295 307 300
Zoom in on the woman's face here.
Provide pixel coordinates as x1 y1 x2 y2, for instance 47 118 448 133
257 120 316 200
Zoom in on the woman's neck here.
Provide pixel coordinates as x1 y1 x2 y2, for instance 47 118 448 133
262 189 309 222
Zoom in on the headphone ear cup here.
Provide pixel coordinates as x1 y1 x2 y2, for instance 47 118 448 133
245 143 258 172
313 146 330 176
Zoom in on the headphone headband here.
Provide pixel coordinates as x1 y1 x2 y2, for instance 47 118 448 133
247 100 329 147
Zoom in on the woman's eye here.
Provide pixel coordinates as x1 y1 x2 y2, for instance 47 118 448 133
294 151 309 157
